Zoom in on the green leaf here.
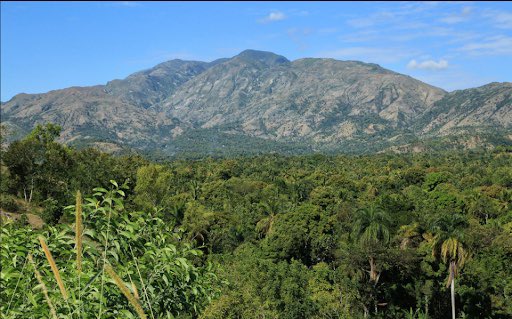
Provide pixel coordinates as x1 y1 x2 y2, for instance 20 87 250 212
93 187 108 193
176 257 190 270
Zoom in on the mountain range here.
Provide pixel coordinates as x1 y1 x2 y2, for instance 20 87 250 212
1 49 511 157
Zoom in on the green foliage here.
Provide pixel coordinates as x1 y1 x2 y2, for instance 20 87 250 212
2 130 512 318
25 123 62 145
0 194 20 213
133 164 174 214
40 197 60 224
2 124 148 223
3 124 73 211
1 182 221 318
352 205 391 249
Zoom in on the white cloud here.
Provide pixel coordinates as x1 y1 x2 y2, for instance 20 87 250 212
346 11 395 28
318 47 419 63
412 70 495 92
459 35 512 55
105 1 141 8
288 9 309 17
259 11 286 23
407 59 449 70
439 6 472 24
120 1 139 7
483 10 512 29
287 27 314 50
462 6 472 15
318 28 338 35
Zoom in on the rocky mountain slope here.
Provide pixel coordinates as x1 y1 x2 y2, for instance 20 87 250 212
418 82 512 135
1 50 511 156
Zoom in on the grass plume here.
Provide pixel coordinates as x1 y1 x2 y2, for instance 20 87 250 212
131 281 140 300
38 236 68 300
75 190 83 273
129 244 156 319
105 264 147 319
28 253 58 319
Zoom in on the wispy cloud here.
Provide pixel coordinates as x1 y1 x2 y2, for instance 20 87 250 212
407 59 449 70
288 9 309 17
259 11 286 24
483 10 512 29
119 1 140 7
413 70 495 92
318 47 420 63
287 27 314 50
346 11 395 28
345 2 444 29
318 27 338 35
459 35 512 55
338 1 512 65
439 6 472 24
104 1 141 8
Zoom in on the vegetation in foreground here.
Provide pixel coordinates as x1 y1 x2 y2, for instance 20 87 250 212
1 124 511 318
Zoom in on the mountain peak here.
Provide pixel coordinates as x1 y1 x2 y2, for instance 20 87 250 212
234 49 290 65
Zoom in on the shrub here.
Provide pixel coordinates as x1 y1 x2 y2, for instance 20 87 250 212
1 181 221 318
0 194 20 213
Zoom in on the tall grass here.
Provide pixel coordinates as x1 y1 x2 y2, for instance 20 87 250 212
31 190 148 319
105 264 147 319
38 235 68 300
75 190 83 274
28 253 58 319
75 190 83 318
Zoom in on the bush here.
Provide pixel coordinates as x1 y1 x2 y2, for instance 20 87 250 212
0 194 20 213
0 181 222 318
40 197 60 224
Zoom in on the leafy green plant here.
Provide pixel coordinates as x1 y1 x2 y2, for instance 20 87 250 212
1 181 221 318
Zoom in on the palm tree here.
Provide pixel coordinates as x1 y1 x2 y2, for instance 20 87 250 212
351 205 391 283
183 203 214 245
255 198 281 238
397 222 422 250
351 205 391 317
429 214 469 319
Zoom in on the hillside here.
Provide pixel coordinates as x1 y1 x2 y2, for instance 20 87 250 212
2 50 511 156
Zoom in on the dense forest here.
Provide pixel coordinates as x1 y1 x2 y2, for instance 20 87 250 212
1 124 511 318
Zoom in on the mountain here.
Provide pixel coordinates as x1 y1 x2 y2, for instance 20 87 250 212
1 50 511 156
418 82 512 135
0 59 224 149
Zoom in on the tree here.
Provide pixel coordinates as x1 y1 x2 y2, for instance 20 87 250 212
442 238 468 319
397 222 422 250
182 202 215 246
255 189 283 238
3 139 38 202
133 164 174 213
3 123 65 204
351 204 391 283
350 204 392 317
0 124 8 154
26 123 62 145
466 191 499 224
255 204 277 238
429 214 469 319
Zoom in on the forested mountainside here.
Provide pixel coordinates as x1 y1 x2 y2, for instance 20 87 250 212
2 50 511 156
1 124 511 318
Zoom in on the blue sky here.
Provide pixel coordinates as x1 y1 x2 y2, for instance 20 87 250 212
1 1 511 101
